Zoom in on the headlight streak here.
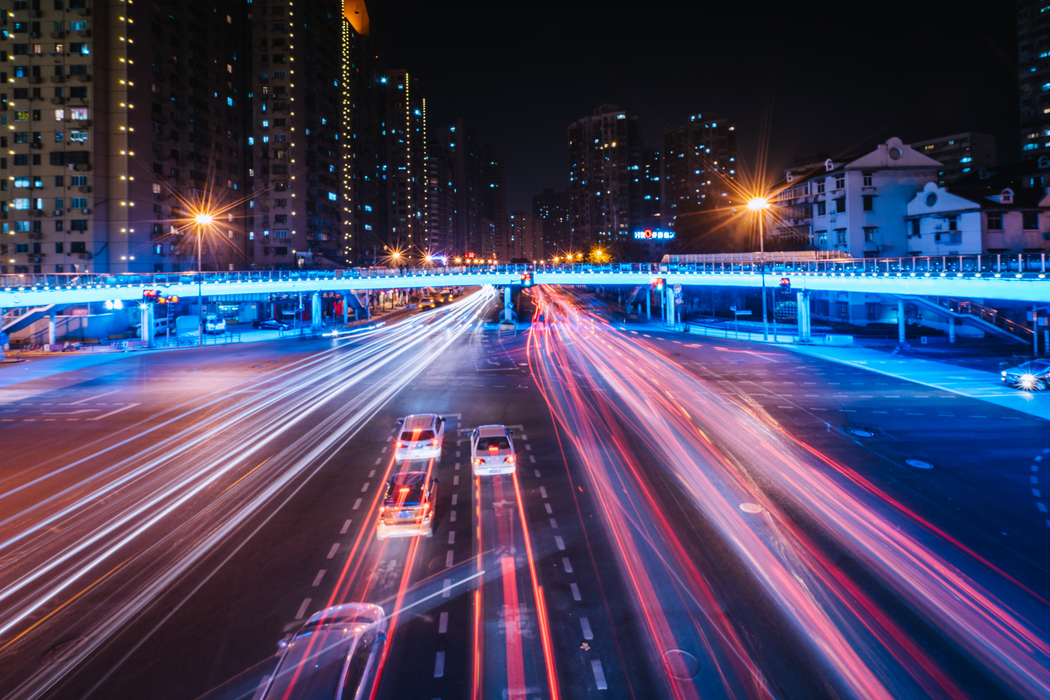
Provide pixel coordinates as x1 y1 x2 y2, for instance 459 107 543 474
0 288 497 700
528 287 1050 699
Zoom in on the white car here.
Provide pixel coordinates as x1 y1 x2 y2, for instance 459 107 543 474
394 414 446 462
470 425 516 476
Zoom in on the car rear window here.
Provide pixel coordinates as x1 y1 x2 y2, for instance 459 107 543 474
384 473 427 506
401 430 435 442
477 437 510 450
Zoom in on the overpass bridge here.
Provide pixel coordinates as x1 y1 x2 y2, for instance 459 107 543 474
1 252 1048 308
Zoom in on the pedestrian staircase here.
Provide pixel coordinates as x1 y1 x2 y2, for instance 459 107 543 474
906 296 1032 344
2 305 60 336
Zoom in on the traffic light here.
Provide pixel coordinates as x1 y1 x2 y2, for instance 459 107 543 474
653 277 665 291
520 272 533 287
157 294 180 304
142 289 159 303
779 277 792 295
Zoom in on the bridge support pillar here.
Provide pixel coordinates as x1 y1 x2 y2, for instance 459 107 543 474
139 304 153 346
311 292 322 330
0 306 5 361
898 300 906 344
796 291 811 342
948 316 956 344
646 290 651 320
666 286 675 326
341 293 349 326
48 310 57 347
500 285 516 323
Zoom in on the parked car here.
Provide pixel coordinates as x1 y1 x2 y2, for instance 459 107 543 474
1001 359 1050 391
256 604 387 700
254 319 292 330
204 314 226 334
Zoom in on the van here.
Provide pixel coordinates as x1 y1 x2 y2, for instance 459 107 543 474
204 314 227 334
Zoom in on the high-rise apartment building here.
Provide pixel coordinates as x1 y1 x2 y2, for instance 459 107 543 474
0 0 251 275
246 0 345 270
531 188 569 255
1019 0 1050 160
910 132 996 185
424 139 454 255
437 119 480 256
478 144 506 259
567 104 641 248
379 69 426 256
662 115 737 237
508 210 543 261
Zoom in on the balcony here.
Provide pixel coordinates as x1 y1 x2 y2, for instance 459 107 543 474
50 31 64 39
78 185 91 193
72 163 91 172
27 76 41 84
77 29 91 38
50 75 64 84
50 97 65 105
76 74 91 83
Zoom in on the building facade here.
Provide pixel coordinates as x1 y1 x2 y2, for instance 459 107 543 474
910 132 996 185
379 69 426 258
662 115 737 235
567 104 641 248
772 137 941 257
1019 0 1050 160
507 210 543 261
531 187 569 256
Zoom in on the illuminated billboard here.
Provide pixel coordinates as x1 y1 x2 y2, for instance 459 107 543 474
633 228 675 240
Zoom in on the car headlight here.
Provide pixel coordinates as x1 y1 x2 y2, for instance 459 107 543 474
1001 370 1008 377
1020 373 1038 390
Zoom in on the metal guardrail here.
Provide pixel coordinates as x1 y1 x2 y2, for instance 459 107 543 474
1 254 1048 294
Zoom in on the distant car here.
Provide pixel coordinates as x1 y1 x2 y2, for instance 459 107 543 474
253 319 291 330
256 603 386 700
1001 359 1050 391
470 425 516 476
376 471 437 540
394 414 445 462
419 297 437 309
204 314 226 334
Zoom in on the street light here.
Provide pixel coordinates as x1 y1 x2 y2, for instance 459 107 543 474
746 196 771 341
193 212 214 347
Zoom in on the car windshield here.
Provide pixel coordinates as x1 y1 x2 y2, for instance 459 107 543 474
384 473 427 507
477 436 510 450
401 429 435 442
264 627 359 700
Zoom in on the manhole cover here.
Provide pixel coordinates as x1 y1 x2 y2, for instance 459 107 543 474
663 649 700 680
848 428 875 438
906 459 934 470
41 638 87 666
739 503 763 514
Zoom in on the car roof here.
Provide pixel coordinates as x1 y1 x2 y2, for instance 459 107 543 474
477 425 509 437
402 414 439 429
385 471 429 505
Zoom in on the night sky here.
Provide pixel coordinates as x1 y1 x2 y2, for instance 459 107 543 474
366 1 1019 212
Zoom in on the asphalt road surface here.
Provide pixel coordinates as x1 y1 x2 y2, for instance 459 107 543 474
0 286 1048 700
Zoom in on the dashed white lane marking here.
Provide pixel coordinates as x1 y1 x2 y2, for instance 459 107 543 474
872 410 888 414
1033 477 1040 484
438 611 448 634
353 498 362 510
295 598 311 620
533 468 540 475
455 462 461 471
451 494 458 506
591 660 608 689
1003 417 1021 420
368 470 376 477
520 434 528 440
456 440 462 447
540 486 548 499
905 412 923 416
969 415 988 419
453 476 460 486
87 403 140 421
455 450 461 457
361 482 370 492
525 444 532 451
442 578 452 598
1034 489 1042 497
326 544 339 559
381 447 388 453
1038 503 1048 513
340 520 352 534
1034 466 1041 472
434 651 445 678
530 455 536 463
450 511 457 522
1037 456 1044 462
580 617 594 640
1044 449 1050 454
562 557 573 573
550 518 558 529
555 536 565 551
446 551 454 567
374 458 382 465
312 570 326 587
570 583 582 601
448 531 456 544
545 503 553 514
43 418 56 422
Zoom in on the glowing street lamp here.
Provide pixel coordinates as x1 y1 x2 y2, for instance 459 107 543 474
193 211 214 346
747 196 771 341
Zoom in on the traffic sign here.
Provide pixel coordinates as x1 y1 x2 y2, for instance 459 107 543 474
673 283 682 293
734 309 752 316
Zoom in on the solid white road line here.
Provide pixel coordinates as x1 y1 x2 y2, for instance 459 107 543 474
439 611 448 634
67 389 120 405
87 403 141 421
295 598 311 620
312 570 326 587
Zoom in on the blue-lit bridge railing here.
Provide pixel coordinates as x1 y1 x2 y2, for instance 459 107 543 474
1 252 1048 306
